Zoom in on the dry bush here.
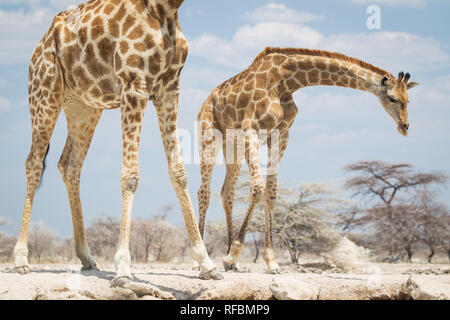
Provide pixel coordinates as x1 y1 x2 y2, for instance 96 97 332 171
0 227 15 263
28 222 59 263
86 216 120 262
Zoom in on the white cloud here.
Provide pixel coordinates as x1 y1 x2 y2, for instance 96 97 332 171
0 9 56 65
190 22 324 68
348 0 437 8
243 3 324 24
181 65 232 90
324 32 448 73
189 5 448 74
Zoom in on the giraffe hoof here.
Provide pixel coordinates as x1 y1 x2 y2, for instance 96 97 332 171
81 260 99 272
192 260 200 271
270 268 282 275
13 266 30 274
199 268 224 280
223 260 238 272
111 276 133 288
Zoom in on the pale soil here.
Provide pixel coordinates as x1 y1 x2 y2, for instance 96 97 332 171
0 261 449 300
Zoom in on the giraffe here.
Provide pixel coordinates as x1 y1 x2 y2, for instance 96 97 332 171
197 47 419 274
13 0 223 285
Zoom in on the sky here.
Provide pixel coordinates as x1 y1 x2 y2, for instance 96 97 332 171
0 0 449 237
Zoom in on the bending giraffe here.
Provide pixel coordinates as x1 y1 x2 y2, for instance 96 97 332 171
13 0 223 284
197 47 419 274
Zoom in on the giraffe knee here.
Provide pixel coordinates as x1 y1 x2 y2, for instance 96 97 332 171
122 173 140 193
170 163 187 189
57 155 71 178
251 180 265 202
265 192 277 206
198 184 210 198
57 155 81 182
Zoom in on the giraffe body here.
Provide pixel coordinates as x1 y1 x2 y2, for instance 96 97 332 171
197 47 418 273
14 0 223 283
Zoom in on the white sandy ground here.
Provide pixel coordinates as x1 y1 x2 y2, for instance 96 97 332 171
0 261 449 300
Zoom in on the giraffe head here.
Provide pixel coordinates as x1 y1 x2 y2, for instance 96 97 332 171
378 72 419 137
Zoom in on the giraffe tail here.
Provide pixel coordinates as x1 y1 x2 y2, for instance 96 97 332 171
37 143 50 190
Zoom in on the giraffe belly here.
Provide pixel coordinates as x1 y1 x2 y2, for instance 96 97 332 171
63 89 121 110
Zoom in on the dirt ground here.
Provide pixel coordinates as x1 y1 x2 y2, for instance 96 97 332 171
0 260 449 300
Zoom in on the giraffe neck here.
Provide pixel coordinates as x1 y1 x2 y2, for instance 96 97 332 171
279 53 389 97
152 0 184 16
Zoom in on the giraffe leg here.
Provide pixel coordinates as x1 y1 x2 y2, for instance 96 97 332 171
156 94 222 280
263 172 281 274
57 101 102 271
264 97 296 274
223 129 264 271
13 51 63 274
220 162 242 271
197 126 220 239
221 144 243 253
112 91 147 286
193 124 220 271
13 129 58 273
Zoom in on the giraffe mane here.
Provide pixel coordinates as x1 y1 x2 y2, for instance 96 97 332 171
218 47 392 90
256 47 392 77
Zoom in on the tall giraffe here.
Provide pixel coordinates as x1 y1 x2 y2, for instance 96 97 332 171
197 47 419 274
13 0 223 285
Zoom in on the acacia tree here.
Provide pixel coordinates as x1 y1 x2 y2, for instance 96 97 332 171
131 218 156 262
414 191 449 263
0 217 15 262
28 222 58 262
335 205 367 233
231 172 344 264
86 216 120 260
345 161 446 260
271 183 342 264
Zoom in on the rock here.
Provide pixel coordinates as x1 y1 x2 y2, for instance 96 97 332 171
110 288 138 300
124 282 174 300
51 285 70 293
198 280 273 300
403 277 448 300
140 295 162 300
270 277 318 300
66 293 90 300
33 289 50 300
79 290 98 300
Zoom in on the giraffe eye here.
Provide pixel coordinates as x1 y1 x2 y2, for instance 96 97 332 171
388 96 398 103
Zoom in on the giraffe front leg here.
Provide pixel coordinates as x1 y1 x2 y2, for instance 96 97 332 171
111 92 147 287
58 102 102 271
223 128 264 271
156 94 222 280
263 128 291 274
263 174 281 274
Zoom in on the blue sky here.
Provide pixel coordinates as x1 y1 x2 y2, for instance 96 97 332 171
0 0 449 237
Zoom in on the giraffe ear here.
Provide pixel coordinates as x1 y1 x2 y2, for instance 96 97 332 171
381 76 389 86
407 82 419 90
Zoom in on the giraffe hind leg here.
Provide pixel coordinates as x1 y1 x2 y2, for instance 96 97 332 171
13 47 64 273
220 162 242 271
221 141 243 258
37 144 50 190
